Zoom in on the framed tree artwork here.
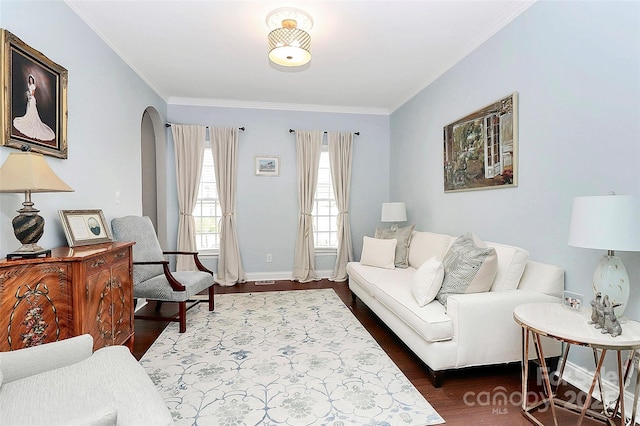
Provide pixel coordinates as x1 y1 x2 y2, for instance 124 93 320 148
1 29 68 159
443 93 518 192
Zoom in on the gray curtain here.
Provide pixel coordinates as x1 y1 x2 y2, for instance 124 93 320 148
292 130 323 282
211 126 245 286
328 131 354 281
171 124 206 271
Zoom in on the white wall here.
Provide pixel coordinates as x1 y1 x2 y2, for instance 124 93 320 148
166 104 390 277
390 1 640 376
0 1 166 253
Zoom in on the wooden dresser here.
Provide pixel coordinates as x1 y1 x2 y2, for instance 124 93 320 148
0 242 135 352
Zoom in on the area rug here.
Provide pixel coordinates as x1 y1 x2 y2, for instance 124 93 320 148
140 289 445 425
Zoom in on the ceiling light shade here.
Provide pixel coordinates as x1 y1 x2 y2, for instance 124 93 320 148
266 8 313 67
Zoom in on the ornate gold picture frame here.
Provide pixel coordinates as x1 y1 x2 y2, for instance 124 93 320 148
1 29 68 159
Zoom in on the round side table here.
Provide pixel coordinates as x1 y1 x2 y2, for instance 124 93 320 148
514 302 640 426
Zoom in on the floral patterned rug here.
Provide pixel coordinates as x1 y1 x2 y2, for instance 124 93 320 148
140 289 445 425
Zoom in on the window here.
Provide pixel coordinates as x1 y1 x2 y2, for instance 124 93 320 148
193 142 221 251
312 146 338 249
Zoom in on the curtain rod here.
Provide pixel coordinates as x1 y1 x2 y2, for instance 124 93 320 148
289 129 360 136
165 123 245 131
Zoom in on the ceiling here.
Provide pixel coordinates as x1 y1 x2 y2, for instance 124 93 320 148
66 0 534 114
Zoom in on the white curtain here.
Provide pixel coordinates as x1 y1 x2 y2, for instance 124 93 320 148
172 124 206 271
328 131 354 281
211 126 245 286
292 130 323 282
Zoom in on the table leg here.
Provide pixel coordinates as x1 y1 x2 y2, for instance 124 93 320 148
631 350 640 426
578 348 608 425
617 351 625 422
522 326 529 412
554 343 571 396
534 332 558 426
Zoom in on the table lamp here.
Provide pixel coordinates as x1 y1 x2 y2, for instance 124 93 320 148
381 202 407 231
568 194 640 317
0 151 74 259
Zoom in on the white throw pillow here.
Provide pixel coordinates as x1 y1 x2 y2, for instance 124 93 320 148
412 257 445 307
486 242 529 291
360 236 397 269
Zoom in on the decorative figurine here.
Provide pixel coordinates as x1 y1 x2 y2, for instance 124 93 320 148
602 295 623 337
589 292 601 325
596 294 606 330
589 293 622 337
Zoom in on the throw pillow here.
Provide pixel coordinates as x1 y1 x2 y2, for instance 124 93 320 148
436 234 498 305
375 224 415 268
360 236 397 269
411 257 445 307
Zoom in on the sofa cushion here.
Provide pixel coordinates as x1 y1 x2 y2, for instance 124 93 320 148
375 225 415 268
436 234 498 305
360 236 396 269
408 231 454 268
486 241 529 291
412 257 445 307
375 279 454 342
347 262 416 297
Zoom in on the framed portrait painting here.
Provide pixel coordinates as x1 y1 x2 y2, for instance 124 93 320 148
1 29 68 159
443 92 518 192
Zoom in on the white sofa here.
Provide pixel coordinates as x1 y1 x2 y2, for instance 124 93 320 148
0 334 173 425
347 230 564 387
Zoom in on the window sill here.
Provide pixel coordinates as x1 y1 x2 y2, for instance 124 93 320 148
315 247 337 255
197 250 219 257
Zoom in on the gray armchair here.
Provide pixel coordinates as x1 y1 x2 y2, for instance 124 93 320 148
111 216 214 333
0 334 173 425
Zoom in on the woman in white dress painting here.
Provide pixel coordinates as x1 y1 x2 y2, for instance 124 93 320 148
13 74 55 142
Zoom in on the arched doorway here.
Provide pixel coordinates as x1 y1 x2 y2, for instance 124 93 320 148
140 106 167 248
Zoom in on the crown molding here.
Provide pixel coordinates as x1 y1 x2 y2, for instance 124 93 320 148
167 97 390 116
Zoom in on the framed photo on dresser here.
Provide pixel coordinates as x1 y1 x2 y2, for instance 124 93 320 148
59 209 112 247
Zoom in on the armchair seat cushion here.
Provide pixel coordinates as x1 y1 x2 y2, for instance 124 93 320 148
135 270 215 302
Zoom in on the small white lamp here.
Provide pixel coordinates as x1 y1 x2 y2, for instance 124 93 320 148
568 194 640 317
381 202 407 231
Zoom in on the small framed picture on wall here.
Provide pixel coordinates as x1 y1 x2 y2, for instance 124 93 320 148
255 156 279 176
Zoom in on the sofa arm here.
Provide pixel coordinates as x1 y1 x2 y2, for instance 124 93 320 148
446 290 561 367
0 334 94 384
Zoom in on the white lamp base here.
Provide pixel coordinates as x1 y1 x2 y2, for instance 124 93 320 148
592 254 629 318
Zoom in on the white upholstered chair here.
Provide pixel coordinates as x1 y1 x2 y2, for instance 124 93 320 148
111 216 214 333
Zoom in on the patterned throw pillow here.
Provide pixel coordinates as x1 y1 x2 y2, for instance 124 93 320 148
436 234 498 305
375 225 415 268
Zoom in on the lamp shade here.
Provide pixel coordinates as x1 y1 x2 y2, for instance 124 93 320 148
0 152 73 193
381 202 407 223
568 195 640 251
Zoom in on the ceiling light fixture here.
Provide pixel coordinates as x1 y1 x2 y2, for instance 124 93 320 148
266 7 313 68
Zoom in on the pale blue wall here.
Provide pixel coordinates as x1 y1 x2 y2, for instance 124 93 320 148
166 105 390 276
0 1 167 254
390 1 640 373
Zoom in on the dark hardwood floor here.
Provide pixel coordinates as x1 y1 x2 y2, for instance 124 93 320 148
133 280 614 425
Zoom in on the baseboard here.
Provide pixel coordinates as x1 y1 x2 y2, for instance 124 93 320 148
562 360 640 423
243 269 334 282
